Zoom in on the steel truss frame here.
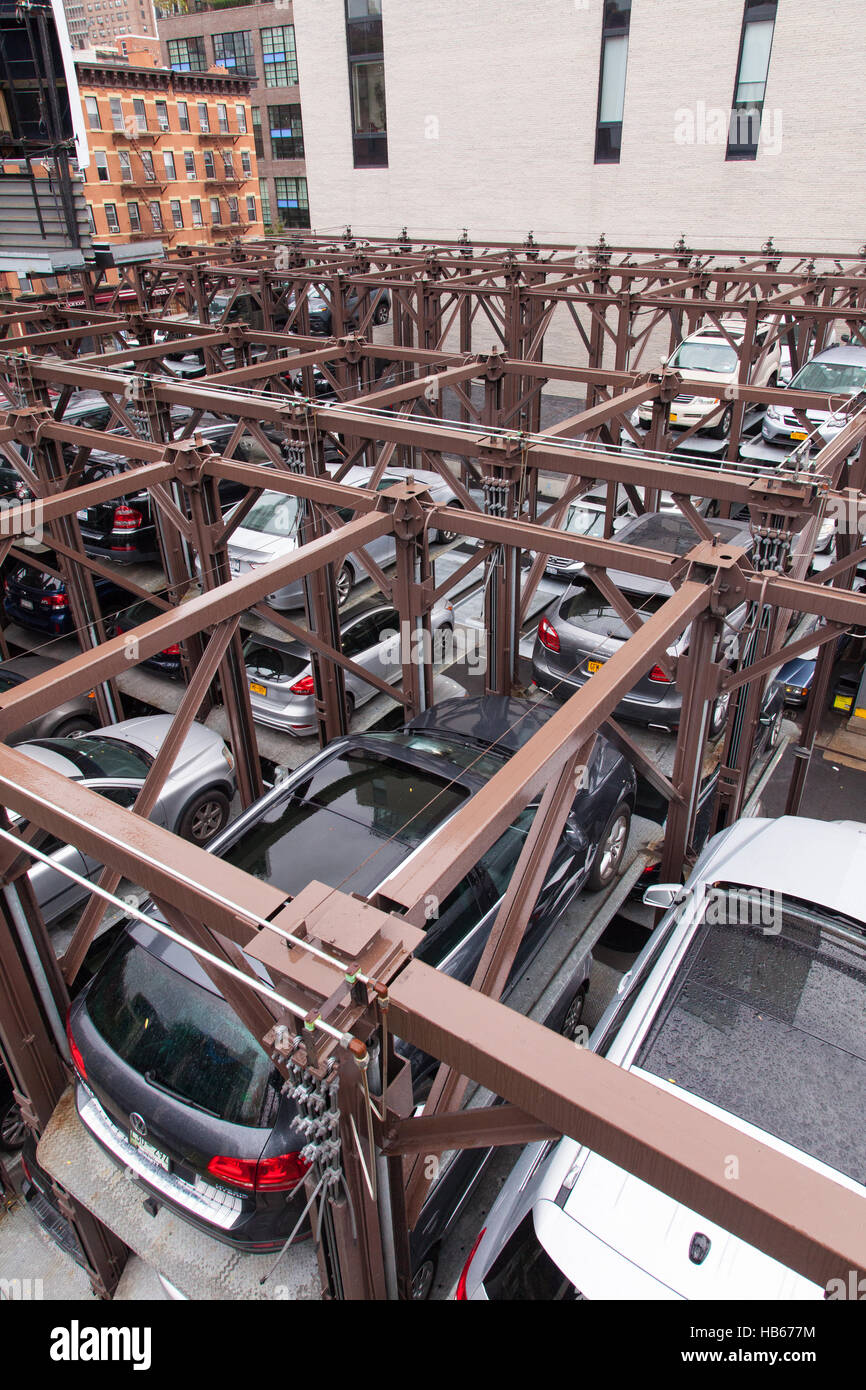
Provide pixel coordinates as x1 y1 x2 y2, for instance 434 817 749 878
0 239 864 1298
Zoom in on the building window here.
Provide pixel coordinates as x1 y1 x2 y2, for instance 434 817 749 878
118 149 132 181
727 1 777 159
241 149 252 178
594 1 631 163
149 200 163 231
167 36 206 73
235 104 247 134
170 199 184 229
261 25 298 86
197 102 210 133
127 200 141 232
177 100 190 132
104 201 119 232
274 175 310 228
184 150 196 180
86 204 96 235
163 150 176 180
251 106 264 159
94 149 109 181
259 177 271 225
203 149 216 179
140 149 156 181
222 149 235 178
227 195 239 224
155 99 170 132
191 198 203 228
217 102 229 134
213 31 255 78
133 97 147 133
109 96 124 130
345 1 387 167
209 196 221 224
246 194 256 221
84 95 101 130
267 104 304 159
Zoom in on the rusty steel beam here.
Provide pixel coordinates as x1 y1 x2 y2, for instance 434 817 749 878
383 1104 558 1156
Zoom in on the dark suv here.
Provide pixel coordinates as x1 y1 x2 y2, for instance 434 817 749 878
68 696 635 1256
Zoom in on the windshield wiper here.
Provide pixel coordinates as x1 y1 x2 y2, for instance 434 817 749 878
144 1070 220 1118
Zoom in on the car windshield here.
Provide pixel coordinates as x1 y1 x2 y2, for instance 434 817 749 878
87 937 276 1127
788 360 866 394
0 673 19 693
621 512 744 556
562 582 667 636
670 339 739 373
221 748 468 897
238 491 300 537
634 891 866 1184
563 504 606 538
26 736 151 779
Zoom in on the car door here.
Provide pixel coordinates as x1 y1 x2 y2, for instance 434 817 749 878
365 606 402 684
340 612 382 701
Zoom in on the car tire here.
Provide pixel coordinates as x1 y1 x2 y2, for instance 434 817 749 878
708 691 730 741
764 706 782 751
709 403 733 439
49 717 98 738
0 1096 27 1150
433 622 454 665
436 505 463 545
559 982 588 1042
373 300 390 326
345 693 355 725
335 563 354 607
411 1245 439 1301
587 802 631 891
177 789 230 845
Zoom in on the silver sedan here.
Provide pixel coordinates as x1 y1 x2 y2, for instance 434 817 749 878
11 716 236 925
243 600 455 735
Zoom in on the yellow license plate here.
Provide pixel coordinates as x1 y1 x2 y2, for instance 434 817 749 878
790 430 808 441
249 682 267 696
586 660 604 674
669 413 677 423
834 694 853 711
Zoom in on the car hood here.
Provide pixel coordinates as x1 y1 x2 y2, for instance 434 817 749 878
777 653 817 683
669 367 737 391
558 1141 820 1299
95 715 224 771
227 528 296 563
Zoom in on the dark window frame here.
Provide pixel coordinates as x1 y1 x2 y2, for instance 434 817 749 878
345 0 388 167
267 102 305 159
594 0 631 165
726 0 778 161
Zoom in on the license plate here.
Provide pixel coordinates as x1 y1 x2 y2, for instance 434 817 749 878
586 659 604 674
128 1131 171 1171
790 430 808 441
230 558 240 573
834 694 853 711
249 681 267 696
669 413 677 423
19 598 33 610
76 508 88 520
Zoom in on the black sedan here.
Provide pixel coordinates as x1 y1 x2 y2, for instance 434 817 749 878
68 696 635 1262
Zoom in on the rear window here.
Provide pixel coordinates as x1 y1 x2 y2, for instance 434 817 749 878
295 747 468 846
87 938 276 1127
621 513 744 556
484 1213 583 1300
634 896 866 1184
363 731 508 782
561 583 666 636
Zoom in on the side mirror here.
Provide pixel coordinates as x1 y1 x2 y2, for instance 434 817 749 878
642 883 681 910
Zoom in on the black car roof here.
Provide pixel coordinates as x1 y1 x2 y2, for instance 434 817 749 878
407 694 560 755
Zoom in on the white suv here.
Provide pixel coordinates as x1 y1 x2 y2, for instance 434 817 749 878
636 319 781 438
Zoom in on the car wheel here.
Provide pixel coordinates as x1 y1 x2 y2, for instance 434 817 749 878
436 505 463 544
411 1246 439 1301
0 1096 27 1150
177 789 230 844
708 691 730 740
433 622 454 665
344 693 355 725
49 717 98 738
335 563 354 607
765 707 782 751
709 404 733 439
373 300 390 326
559 983 588 1042
587 803 631 891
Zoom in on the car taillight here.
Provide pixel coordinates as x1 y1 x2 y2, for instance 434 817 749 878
648 664 674 684
163 644 180 657
455 1227 486 1300
207 1154 258 1190
66 1008 87 1081
40 593 67 609
207 1151 311 1192
113 504 143 531
255 1151 311 1191
538 617 560 653
289 675 316 694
